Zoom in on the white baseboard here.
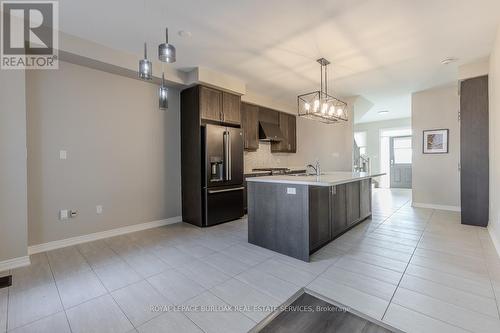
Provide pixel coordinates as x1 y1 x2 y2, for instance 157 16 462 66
488 223 500 257
412 202 461 212
28 216 182 255
0 255 31 272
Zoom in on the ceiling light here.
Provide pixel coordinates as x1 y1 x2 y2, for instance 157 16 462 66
378 110 389 114
297 58 348 124
441 57 458 65
138 42 152 80
158 28 176 63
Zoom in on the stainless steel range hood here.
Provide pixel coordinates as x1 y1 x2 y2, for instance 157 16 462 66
259 122 284 142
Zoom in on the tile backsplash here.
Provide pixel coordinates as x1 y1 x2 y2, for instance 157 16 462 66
244 141 291 172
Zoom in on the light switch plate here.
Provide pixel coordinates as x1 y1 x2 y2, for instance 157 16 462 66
60 209 69 220
59 150 67 160
96 205 103 214
286 187 296 195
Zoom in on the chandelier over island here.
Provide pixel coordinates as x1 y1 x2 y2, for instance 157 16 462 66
297 58 348 124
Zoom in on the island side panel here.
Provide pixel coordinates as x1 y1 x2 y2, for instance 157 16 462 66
248 181 310 261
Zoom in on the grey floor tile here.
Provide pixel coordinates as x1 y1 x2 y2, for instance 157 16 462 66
320 266 397 301
66 294 133 333
121 251 169 278
11 259 54 291
400 274 499 318
47 246 91 280
184 291 255 333
111 280 170 327
8 283 63 330
56 269 107 309
255 259 316 286
150 246 196 268
147 270 205 305
405 263 495 299
383 303 468 333
136 312 203 333
203 253 250 276
222 244 272 266
9 311 70 333
174 243 216 259
211 278 281 322
176 259 230 289
78 240 122 268
307 277 389 320
94 260 142 292
392 287 500 333
235 268 301 303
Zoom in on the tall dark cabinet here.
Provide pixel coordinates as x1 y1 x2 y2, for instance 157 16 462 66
181 85 244 227
460 75 489 227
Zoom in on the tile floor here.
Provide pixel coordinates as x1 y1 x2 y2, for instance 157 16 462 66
0 189 499 332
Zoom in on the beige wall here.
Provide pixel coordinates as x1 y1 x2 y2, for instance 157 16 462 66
26 61 181 246
0 70 29 262
489 25 500 250
354 118 412 175
411 85 460 209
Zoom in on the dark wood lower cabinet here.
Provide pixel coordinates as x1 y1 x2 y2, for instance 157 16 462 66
309 187 331 252
312 180 372 252
346 181 361 226
331 184 347 236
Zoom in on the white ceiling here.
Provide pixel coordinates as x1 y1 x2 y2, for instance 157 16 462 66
58 0 500 123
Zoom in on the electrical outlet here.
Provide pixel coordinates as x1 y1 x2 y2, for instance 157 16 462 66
96 205 103 214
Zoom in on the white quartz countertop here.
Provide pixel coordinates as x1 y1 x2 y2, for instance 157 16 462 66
245 171 385 186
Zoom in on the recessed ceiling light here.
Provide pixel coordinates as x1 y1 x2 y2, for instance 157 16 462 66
378 110 389 114
441 57 458 65
178 30 192 38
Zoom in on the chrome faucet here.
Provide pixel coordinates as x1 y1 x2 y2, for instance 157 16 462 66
306 160 321 176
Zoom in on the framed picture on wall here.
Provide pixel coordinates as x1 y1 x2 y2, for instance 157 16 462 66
423 129 449 154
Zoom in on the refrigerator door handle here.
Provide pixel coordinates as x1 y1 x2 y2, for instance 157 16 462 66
228 131 232 181
208 187 244 194
223 131 229 181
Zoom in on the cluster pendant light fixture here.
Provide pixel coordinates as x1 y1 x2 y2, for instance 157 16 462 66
137 23 176 110
297 58 348 124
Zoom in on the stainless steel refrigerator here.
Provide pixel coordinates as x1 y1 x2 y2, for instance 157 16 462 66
202 124 244 226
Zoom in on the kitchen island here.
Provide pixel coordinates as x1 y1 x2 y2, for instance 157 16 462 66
246 172 384 262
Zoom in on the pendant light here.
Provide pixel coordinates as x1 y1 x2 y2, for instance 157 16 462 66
138 42 152 80
159 72 168 110
138 0 152 80
158 28 176 63
297 58 348 124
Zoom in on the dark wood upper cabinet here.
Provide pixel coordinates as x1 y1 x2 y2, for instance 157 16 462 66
259 107 279 125
241 103 259 151
271 112 297 153
199 85 241 125
222 92 241 125
199 86 222 122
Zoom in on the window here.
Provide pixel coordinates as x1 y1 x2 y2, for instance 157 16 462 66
393 137 412 164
